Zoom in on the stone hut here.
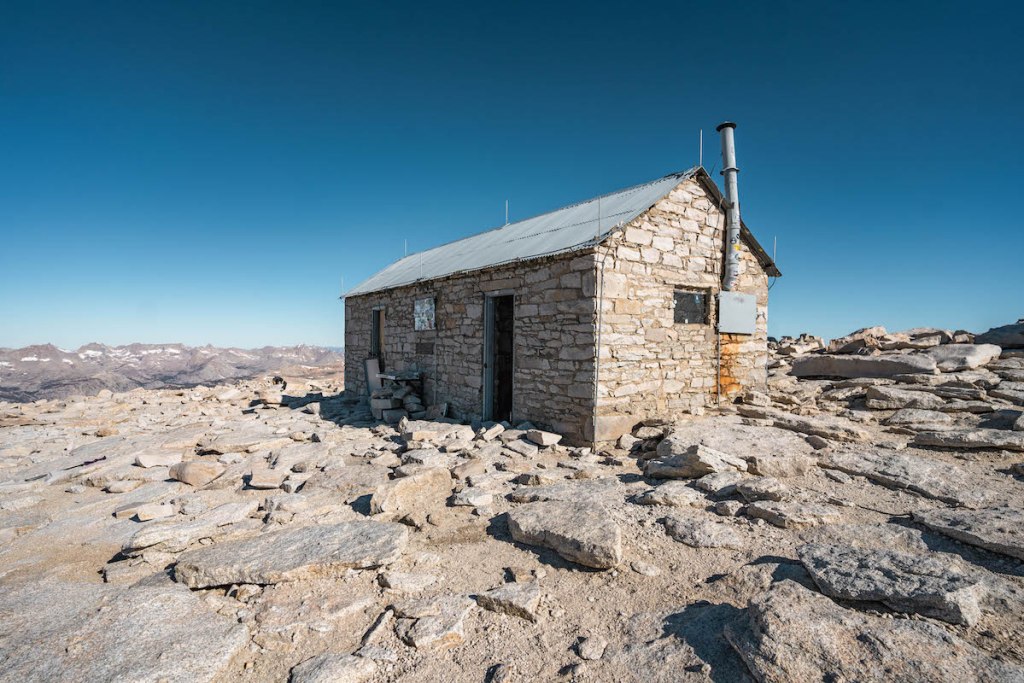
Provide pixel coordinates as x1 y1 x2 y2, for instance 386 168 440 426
344 166 780 446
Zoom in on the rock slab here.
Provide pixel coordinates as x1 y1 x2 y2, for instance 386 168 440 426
912 429 1024 452
379 571 437 593
290 654 376 683
370 467 452 515
798 543 984 625
925 343 1002 371
123 500 259 555
636 481 703 507
646 442 747 479
174 521 408 588
737 405 871 442
0 582 248 682
737 477 790 502
865 386 945 410
883 408 952 427
747 453 814 478
976 322 1024 349
393 595 475 649
507 500 622 569
475 581 542 622
746 501 841 529
663 516 743 549
790 353 938 379
526 429 562 447
726 580 1024 683
914 506 1024 560
169 461 226 487
822 450 990 507
135 451 181 468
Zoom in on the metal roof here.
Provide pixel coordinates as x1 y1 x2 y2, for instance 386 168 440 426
345 169 696 297
345 167 780 297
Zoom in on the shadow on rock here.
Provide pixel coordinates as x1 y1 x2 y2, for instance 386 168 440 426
349 493 373 517
281 390 376 431
660 601 751 683
976 410 1022 430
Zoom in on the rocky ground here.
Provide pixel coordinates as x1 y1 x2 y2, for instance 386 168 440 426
2 321 1024 682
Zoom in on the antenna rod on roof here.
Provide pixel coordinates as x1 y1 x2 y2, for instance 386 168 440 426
505 199 509 225
699 128 703 168
404 239 408 257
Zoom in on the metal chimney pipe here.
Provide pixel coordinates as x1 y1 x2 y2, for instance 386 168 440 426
717 121 741 291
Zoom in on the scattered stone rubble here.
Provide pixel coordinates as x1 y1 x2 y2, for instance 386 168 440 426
1 320 1024 681
368 381 443 424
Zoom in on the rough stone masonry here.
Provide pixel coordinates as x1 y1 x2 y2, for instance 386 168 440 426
345 170 774 446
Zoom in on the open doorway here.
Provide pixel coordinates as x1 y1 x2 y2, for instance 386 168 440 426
483 294 514 422
370 307 385 371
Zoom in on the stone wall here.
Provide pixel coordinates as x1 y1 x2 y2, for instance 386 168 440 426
591 176 770 442
346 176 771 446
344 253 600 442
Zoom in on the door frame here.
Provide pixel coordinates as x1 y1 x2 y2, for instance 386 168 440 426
370 306 385 371
482 290 515 422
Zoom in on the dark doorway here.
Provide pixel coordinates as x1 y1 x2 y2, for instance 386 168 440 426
484 294 514 422
370 308 385 371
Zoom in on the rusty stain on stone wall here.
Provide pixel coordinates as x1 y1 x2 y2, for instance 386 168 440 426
718 333 746 398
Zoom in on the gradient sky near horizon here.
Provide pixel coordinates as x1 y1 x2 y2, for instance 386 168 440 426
1 1 1021 349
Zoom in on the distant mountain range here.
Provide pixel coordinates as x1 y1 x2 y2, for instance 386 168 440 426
0 343 344 403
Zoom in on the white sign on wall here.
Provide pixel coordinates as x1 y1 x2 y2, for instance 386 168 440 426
414 297 435 331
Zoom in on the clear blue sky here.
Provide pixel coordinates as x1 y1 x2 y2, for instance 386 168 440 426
1 1 1021 349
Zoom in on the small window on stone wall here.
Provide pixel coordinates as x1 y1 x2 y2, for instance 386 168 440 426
674 289 709 325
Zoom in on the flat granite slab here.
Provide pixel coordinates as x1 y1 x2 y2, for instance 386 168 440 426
0 581 248 682
726 580 1024 683
799 542 985 625
507 499 622 569
821 450 991 508
914 506 1024 560
174 520 409 588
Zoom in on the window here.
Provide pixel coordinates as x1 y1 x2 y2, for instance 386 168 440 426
674 289 709 325
414 297 435 331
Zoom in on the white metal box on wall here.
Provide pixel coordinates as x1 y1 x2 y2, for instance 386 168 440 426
718 291 757 335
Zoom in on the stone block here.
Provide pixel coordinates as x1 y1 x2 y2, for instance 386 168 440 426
382 409 409 424
590 414 638 443
371 397 401 410
624 227 653 245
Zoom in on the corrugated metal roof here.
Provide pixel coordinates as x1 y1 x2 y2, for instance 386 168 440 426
345 169 697 297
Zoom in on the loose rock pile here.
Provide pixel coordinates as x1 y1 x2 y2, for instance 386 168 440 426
369 381 444 424
767 321 1024 450
1 320 1024 681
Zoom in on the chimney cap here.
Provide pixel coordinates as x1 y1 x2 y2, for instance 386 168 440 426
716 121 737 132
